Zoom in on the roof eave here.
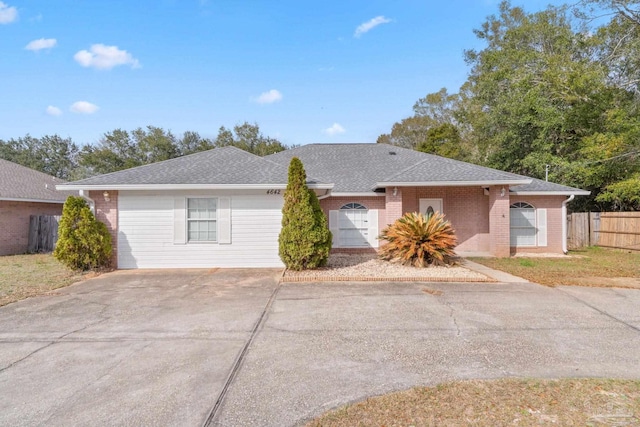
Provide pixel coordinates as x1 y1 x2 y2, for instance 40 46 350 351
510 190 591 196
329 192 386 197
375 179 532 187
56 183 334 191
0 197 66 204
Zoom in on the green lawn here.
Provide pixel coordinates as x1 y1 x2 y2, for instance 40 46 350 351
308 378 640 426
471 246 640 288
0 253 89 306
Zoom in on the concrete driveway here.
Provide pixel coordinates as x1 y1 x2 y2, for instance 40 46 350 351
1 271 639 426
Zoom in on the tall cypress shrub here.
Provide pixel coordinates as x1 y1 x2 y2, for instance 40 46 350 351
279 157 332 270
54 196 112 270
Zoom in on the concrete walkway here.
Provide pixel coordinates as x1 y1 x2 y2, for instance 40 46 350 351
1 271 639 426
461 259 530 283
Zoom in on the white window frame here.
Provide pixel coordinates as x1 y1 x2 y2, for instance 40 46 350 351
187 197 218 243
338 203 369 248
510 202 536 247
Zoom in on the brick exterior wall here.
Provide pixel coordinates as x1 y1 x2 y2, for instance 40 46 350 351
403 186 492 253
89 190 118 268
510 195 566 254
489 186 511 257
0 200 63 255
320 187 568 257
384 187 404 226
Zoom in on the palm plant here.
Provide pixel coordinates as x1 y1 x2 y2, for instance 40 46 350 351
378 212 457 267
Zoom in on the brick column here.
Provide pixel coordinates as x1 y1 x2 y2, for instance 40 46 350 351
89 190 118 268
489 185 510 257
385 187 403 225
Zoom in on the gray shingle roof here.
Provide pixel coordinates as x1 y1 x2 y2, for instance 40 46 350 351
510 178 590 195
267 144 429 192
380 152 530 185
0 158 75 202
266 143 531 192
60 143 588 196
62 146 327 187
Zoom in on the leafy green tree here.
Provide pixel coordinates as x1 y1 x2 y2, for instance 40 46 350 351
416 123 464 159
0 135 79 179
279 157 331 270
132 126 179 164
596 174 640 210
54 196 112 270
76 129 141 177
464 2 609 175
213 122 288 156
377 88 473 160
178 131 214 155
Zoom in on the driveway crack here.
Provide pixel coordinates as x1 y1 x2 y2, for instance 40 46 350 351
0 317 109 374
0 341 55 373
444 301 461 337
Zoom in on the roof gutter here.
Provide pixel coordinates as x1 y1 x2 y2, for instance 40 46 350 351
375 179 531 187
57 183 334 191
562 195 575 254
0 197 66 204
510 191 591 196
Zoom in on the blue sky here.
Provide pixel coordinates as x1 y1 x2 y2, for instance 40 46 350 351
1 0 562 147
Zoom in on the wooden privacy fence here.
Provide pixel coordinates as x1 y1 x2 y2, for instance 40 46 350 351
567 211 640 251
28 215 61 253
598 212 640 251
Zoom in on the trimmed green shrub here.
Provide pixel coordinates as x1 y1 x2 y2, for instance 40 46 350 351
307 188 332 267
378 212 457 267
54 196 112 270
279 157 332 270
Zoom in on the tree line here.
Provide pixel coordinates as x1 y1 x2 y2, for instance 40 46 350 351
0 122 289 181
378 0 640 211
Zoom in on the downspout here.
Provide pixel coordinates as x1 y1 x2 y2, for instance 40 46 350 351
562 194 575 254
79 189 96 213
317 189 332 200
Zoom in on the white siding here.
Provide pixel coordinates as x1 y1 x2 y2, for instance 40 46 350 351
118 191 284 268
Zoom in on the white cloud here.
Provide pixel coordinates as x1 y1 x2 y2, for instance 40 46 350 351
74 44 140 70
354 16 391 38
0 1 17 24
323 123 346 136
46 105 62 116
25 38 57 51
254 89 283 104
70 101 99 114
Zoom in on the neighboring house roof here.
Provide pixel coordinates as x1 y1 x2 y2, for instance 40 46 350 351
267 143 531 193
58 146 331 190
510 178 590 195
0 158 75 203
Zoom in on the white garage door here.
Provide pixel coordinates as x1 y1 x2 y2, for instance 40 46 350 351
117 191 284 268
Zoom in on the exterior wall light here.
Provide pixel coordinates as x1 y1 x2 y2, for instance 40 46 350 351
103 191 110 202
393 187 398 196
500 187 506 197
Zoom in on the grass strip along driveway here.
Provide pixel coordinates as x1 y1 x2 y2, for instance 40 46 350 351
307 378 640 426
471 247 640 288
0 254 88 306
